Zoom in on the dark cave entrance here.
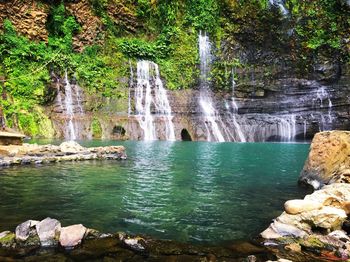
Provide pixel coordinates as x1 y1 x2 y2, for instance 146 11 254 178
181 129 192 141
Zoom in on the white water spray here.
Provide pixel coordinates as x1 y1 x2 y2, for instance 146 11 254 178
58 70 85 140
198 31 225 142
134 61 175 141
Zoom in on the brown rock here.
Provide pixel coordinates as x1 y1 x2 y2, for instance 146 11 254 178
299 131 350 188
0 1 49 41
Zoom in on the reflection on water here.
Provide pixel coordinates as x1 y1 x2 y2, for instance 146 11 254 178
0 141 309 244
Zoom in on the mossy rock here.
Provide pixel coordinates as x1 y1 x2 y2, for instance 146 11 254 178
0 232 15 248
300 236 326 249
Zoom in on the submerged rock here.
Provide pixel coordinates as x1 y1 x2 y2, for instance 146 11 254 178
59 224 86 248
36 217 61 247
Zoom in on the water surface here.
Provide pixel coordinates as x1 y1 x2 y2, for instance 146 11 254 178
0 141 309 244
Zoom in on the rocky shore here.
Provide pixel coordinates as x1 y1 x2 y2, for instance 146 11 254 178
261 131 350 261
0 141 126 167
0 218 272 262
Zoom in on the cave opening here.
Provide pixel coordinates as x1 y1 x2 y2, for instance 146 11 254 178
181 129 192 141
112 125 126 136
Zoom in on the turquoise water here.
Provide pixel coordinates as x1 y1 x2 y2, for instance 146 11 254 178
0 141 309 244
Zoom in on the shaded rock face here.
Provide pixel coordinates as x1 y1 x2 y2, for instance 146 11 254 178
299 131 350 188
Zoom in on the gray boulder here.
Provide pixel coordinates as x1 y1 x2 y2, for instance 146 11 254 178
15 220 39 242
36 217 61 247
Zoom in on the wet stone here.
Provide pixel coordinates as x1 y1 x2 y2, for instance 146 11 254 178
36 218 61 247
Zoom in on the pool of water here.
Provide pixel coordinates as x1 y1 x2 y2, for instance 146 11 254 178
0 141 310 245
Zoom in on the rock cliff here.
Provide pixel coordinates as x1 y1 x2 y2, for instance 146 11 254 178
300 131 350 188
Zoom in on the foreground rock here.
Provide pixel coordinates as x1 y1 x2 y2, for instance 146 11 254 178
0 218 273 261
261 183 350 261
0 141 126 166
299 131 350 189
36 218 61 247
59 224 86 247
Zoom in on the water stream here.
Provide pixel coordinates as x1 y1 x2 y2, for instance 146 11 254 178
198 31 226 142
134 61 175 141
55 71 85 140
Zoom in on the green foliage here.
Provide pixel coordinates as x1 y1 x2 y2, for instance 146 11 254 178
117 38 163 60
1 0 349 135
157 29 198 90
184 0 219 33
47 3 80 53
286 0 349 57
91 118 103 138
89 0 108 17
74 44 128 98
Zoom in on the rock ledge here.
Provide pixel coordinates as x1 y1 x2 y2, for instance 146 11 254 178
0 141 126 166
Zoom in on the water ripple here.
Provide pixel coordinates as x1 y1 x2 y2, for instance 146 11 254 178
0 141 309 244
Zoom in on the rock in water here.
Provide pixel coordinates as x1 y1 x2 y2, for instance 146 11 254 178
0 231 15 248
15 220 39 241
59 224 86 248
59 141 85 154
36 217 61 247
299 131 350 188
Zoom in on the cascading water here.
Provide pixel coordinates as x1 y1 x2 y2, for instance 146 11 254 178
198 31 225 142
153 63 176 141
64 71 77 140
55 71 85 140
313 86 333 131
278 115 296 141
226 68 246 142
128 60 133 116
269 0 289 16
134 60 175 141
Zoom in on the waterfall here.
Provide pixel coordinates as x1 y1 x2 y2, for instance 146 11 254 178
269 0 289 16
198 31 225 142
313 86 333 131
55 71 85 140
134 60 175 141
278 114 296 142
63 71 77 140
153 63 176 141
229 69 246 142
128 60 133 116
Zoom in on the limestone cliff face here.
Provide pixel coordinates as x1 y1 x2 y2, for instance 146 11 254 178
45 69 350 142
0 0 49 41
